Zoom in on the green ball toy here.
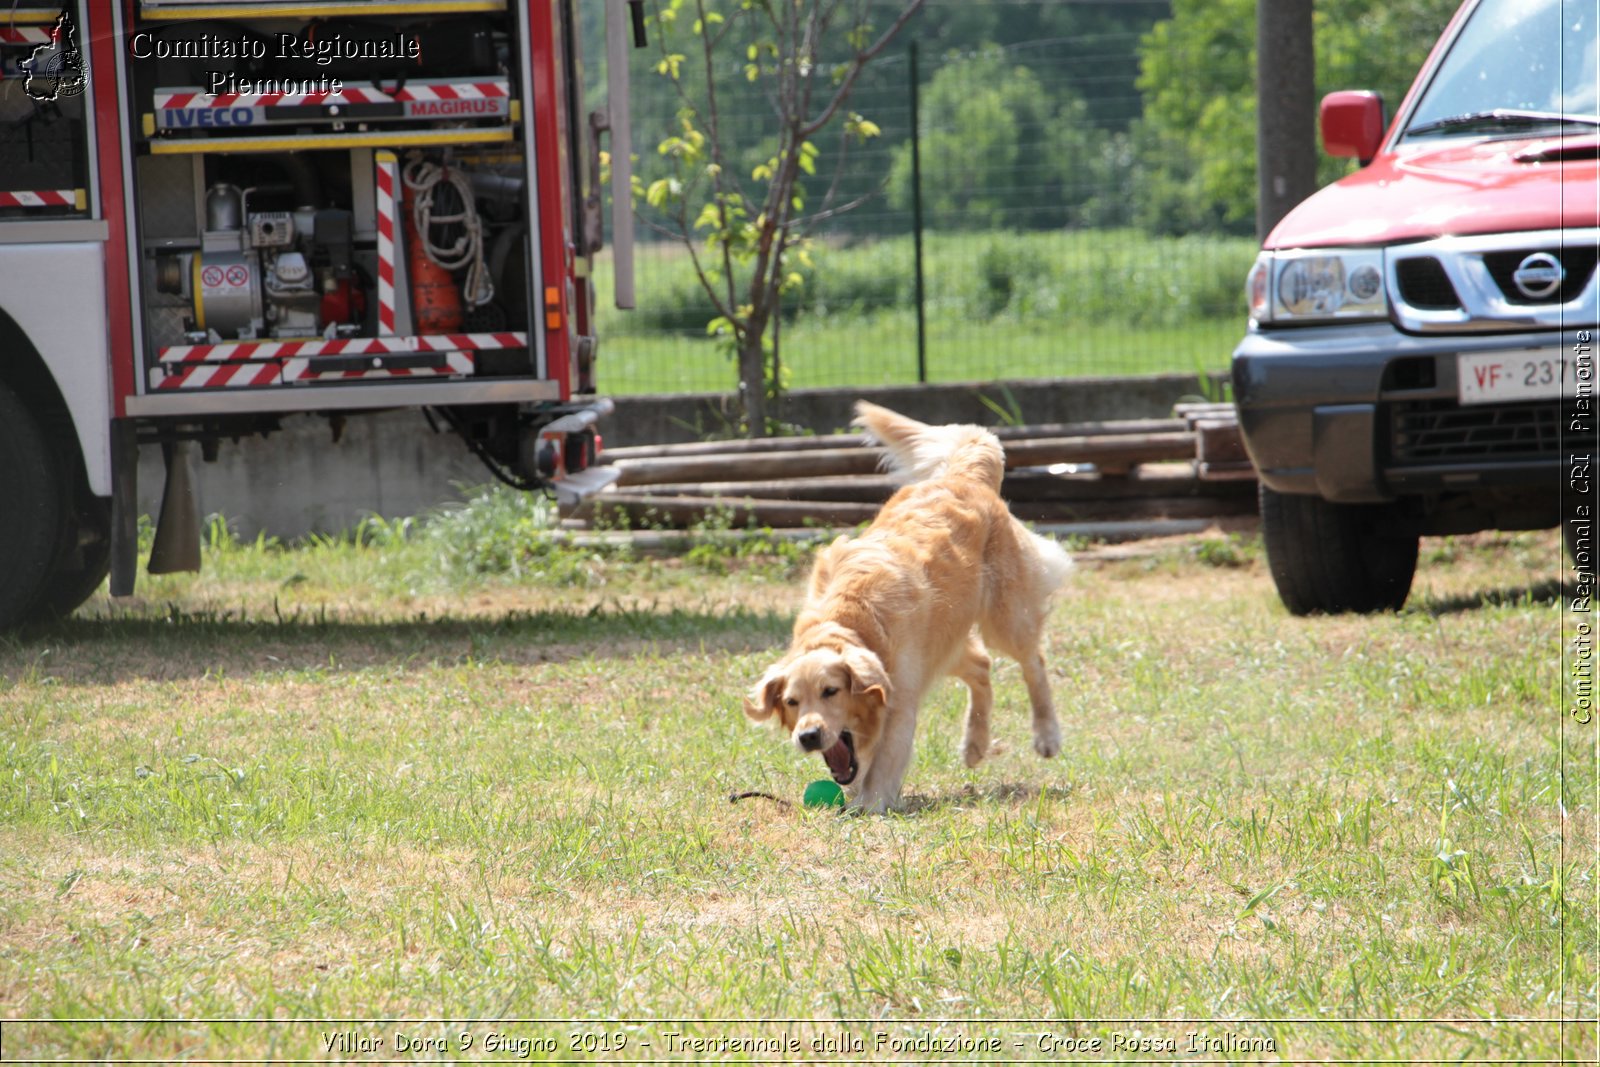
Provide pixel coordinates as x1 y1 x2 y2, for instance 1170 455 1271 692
803 779 846 808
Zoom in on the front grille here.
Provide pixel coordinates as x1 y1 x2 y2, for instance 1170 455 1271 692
1394 256 1461 310
1383 229 1599 334
1482 247 1600 304
1389 399 1586 464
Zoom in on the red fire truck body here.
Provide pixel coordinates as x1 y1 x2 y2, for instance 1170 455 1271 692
0 0 638 627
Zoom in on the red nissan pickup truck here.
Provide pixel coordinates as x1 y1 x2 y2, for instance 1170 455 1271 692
1232 0 1598 613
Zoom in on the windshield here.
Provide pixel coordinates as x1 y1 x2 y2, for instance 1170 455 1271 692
1404 0 1600 139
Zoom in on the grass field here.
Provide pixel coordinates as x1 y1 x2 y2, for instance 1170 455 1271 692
592 230 1256 396
597 314 1244 397
0 503 1593 1062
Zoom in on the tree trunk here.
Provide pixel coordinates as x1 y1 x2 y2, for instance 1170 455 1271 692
737 335 768 437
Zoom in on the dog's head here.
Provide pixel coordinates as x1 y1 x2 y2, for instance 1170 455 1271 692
743 645 890 786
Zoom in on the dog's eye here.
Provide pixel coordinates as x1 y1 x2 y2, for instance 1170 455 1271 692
821 687 839 698
786 698 799 707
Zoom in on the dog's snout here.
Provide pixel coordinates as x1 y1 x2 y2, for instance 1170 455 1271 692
796 727 824 751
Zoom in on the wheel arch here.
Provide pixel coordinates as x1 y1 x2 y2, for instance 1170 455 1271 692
0 299 104 502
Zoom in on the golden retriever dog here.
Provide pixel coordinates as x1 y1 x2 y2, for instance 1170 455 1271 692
743 402 1073 813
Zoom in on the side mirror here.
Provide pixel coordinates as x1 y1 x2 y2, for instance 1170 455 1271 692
1321 91 1385 165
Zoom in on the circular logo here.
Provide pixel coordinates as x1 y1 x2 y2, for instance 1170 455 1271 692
1512 251 1564 300
200 265 225 288
42 51 86 99
225 265 250 287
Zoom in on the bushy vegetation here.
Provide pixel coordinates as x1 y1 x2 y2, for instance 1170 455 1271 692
1133 0 1461 234
592 0 1459 245
884 47 1114 231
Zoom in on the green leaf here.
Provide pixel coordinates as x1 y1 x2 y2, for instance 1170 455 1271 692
845 112 881 142
692 202 721 231
645 178 676 208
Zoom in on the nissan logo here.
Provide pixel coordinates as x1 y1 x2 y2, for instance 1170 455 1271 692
1512 251 1565 299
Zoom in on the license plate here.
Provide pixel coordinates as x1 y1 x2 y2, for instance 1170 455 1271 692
1458 348 1572 405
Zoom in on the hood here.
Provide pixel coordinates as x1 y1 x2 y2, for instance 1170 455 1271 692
1266 134 1600 250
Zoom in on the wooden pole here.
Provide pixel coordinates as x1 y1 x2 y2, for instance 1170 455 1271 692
597 417 1188 464
1256 0 1318 241
608 432 1198 487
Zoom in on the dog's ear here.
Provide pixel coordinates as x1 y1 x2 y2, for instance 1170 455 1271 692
744 663 787 723
842 646 890 707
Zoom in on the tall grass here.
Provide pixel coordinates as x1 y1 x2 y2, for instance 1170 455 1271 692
593 229 1258 394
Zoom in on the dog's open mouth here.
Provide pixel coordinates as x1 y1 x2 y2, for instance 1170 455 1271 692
822 730 858 785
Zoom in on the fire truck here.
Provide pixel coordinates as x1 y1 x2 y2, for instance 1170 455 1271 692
0 0 642 628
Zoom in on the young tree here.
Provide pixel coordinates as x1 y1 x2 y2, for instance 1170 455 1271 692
638 0 925 436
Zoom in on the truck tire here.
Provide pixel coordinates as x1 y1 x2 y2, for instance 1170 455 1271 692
1259 484 1418 615
29 498 111 623
0 381 65 630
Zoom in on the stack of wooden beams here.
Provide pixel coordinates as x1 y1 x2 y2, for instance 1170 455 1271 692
570 406 1258 535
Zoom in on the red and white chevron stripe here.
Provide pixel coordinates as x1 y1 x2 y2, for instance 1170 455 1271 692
159 337 406 367
409 333 525 352
284 351 475 382
393 82 508 102
0 26 52 44
157 332 526 365
375 153 398 336
156 87 385 109
0 189 77 208
153 80 509 110
153 361 283 391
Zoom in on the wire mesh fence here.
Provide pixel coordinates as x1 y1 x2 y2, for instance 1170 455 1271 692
594 28 1260 397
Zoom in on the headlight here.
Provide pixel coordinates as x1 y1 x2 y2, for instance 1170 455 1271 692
1249 249 1387 324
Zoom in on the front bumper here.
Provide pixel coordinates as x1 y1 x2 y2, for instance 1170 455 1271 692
1231 322 1587 504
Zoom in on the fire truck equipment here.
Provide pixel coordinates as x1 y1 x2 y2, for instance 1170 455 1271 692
0 0 646 627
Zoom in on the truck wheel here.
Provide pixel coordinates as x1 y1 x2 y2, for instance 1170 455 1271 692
1259 484 1418 615
0 382 65 630
29 498 111 623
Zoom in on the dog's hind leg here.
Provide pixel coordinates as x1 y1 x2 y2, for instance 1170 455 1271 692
981 617 1061 760
953 635 993 767
1017 649 1061 759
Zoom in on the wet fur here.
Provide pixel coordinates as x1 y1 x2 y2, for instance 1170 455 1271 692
743 402 1073 813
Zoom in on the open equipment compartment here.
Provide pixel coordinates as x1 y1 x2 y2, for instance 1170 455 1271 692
125 0 541 395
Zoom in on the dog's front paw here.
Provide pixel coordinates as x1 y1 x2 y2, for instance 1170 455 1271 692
963 738 988 768
851 791 892 815
1033 723 1061 759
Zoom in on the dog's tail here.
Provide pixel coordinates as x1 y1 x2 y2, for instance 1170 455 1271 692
853 401 1005 490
